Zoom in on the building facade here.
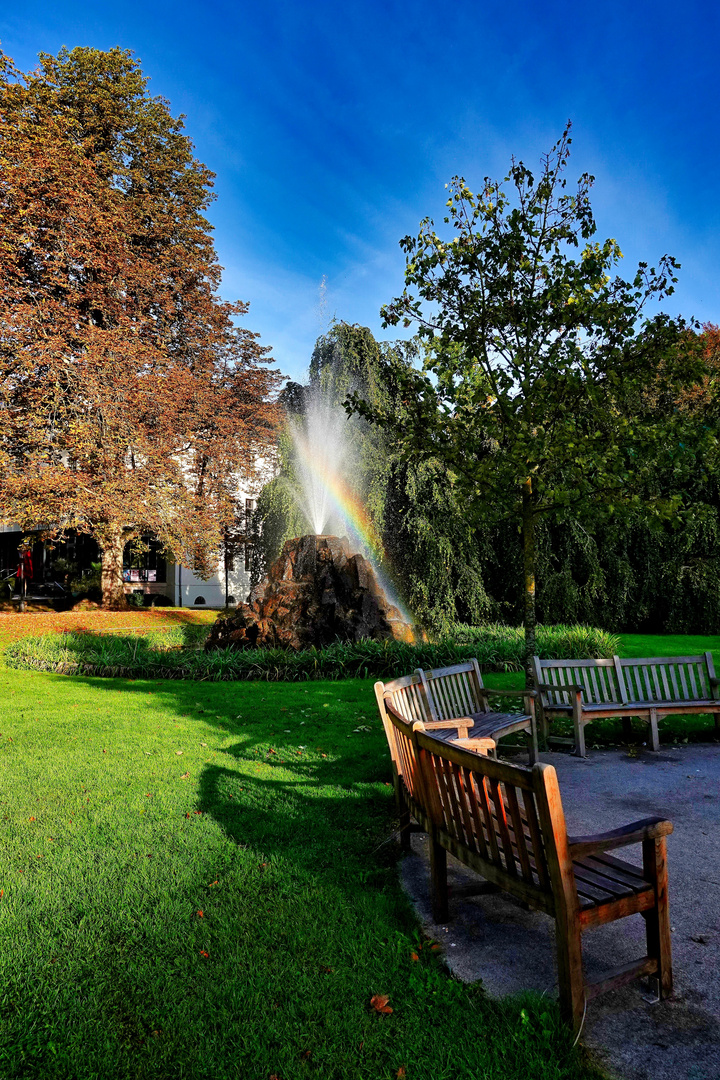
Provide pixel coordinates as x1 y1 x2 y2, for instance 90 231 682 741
0 497 257 609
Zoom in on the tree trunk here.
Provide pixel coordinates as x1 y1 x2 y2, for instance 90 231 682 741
100 525 127 608
521 478 537 684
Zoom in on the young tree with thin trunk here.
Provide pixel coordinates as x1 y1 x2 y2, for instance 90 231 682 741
348 125 707 675
0 48 280 606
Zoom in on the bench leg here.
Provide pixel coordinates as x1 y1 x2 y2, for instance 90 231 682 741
622 717 633 743
429 834 448 923
397 789 412 853
648 708 660 753
643 835 673 998
540 710 549 748
714 712 720 736
572 712 586 758
527 721 539 766
556 917 585 1032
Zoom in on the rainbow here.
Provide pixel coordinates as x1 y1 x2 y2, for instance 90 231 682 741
291 429 414 626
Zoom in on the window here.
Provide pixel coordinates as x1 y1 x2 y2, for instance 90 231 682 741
194 595 206 605
123 536 166 583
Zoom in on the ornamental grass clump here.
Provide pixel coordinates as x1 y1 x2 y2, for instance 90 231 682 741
5 623 618 682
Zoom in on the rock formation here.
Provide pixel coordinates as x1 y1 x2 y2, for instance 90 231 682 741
206 534 413 650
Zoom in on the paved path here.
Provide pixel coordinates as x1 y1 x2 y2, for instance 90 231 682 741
401 744 720 1080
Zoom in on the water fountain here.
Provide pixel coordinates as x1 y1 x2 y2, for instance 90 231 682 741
206 396 414 651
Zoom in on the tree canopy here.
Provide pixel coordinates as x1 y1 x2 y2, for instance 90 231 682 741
0 47 280 605
348 125 711 669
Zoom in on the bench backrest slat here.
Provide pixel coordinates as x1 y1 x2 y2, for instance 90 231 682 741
377 672 430 723
377 695 428 807
418 659 485 721
521 786 551 891
415 730 559 903
687 663 699 698
374 676 431 784
464 765 491 862
532 656 622 707
618 655 712 703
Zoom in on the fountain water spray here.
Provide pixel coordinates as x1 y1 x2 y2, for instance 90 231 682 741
288 394 413 624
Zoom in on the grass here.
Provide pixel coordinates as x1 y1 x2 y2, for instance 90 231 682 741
0 613 600 1080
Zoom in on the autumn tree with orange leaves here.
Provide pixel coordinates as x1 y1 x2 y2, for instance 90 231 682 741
0 47 280 606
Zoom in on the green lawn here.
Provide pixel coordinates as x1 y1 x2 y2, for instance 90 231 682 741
0 639 597 1079
5 618 718 1077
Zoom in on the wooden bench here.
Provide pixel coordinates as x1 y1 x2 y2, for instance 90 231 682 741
532 653 720 757
417 659 538 764
382 700 674 1031
374 660 538 765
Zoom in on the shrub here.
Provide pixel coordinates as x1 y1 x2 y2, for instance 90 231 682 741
4 623 618 682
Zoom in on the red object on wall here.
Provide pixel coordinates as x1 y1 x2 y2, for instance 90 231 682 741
16 550 33 580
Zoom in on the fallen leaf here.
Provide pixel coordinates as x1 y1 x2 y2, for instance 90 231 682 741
197 910 204 917
299 1049 312 1060
370 994 393 1015
175 750 183 756
199 950 209 958
29 817 35 821
320 965 334 974
397 1068 407 1078
180 772 190 779
208 880 218 887
410 951 419 962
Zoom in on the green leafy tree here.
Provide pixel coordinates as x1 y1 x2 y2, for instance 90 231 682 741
348 125 707 670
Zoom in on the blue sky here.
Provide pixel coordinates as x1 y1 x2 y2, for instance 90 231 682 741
3 1 720 384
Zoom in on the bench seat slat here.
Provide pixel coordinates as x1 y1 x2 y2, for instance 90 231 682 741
572 857 649 898
587 851 648 882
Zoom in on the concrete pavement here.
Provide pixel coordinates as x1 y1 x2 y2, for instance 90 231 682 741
400 744 720 1080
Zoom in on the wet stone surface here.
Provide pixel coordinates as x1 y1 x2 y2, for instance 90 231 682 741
206 533 413 650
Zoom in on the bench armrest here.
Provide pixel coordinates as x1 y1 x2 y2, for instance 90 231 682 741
424 719 472 729
424 719 473 738
709 676 720 687
568 817 673 859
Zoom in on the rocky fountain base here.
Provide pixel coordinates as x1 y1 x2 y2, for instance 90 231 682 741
206 534 413 650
